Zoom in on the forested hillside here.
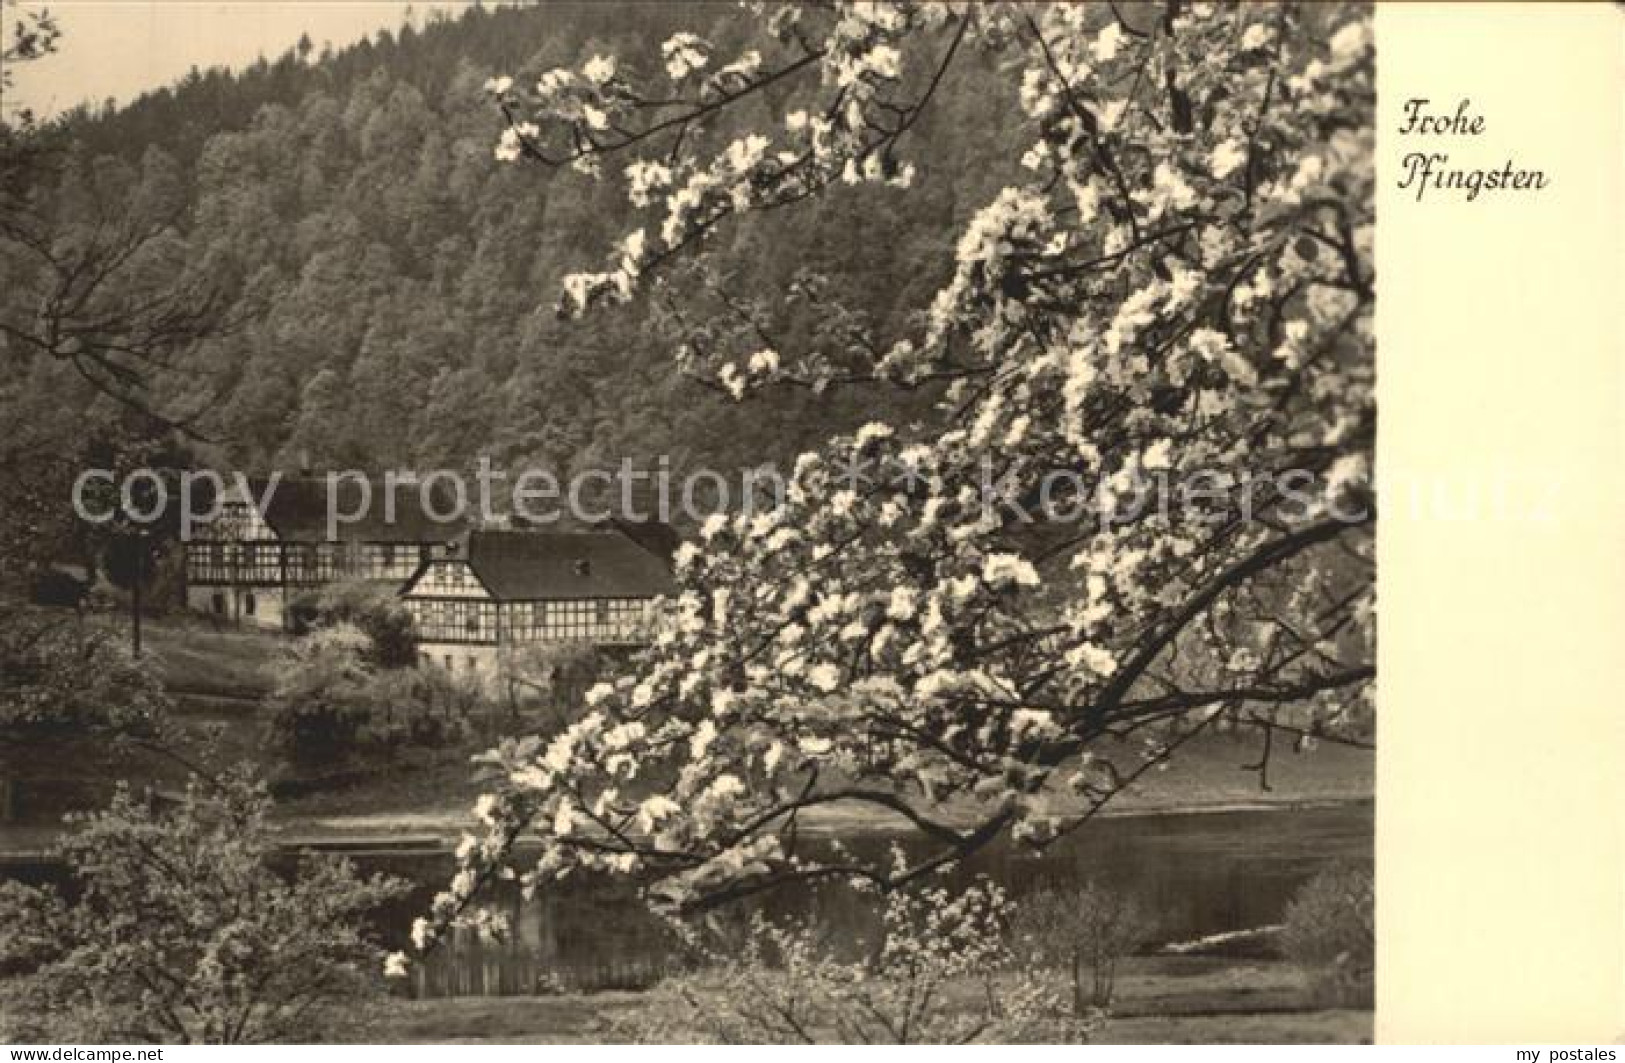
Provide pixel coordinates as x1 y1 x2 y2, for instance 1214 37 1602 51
2 2 1015 494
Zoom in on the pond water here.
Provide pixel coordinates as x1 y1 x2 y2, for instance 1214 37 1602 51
2 801 1371 999
363 801 1373 998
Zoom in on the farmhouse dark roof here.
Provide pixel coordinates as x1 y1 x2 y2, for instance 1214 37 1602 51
460 529 674 601
593 516 681 564
251 476 467 543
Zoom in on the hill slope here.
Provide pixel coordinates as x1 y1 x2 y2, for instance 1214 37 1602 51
3 3 1017 499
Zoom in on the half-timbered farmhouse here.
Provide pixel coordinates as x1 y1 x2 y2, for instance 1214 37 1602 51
184 476 466 629
399 527 674 680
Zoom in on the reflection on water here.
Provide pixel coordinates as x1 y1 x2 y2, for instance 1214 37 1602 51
2 803 1371 999
360 801 1372 999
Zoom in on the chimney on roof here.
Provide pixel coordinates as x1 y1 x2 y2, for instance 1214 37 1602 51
298 449 311 477
572 558 590 577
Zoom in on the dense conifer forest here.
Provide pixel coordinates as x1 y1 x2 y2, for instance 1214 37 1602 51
2 2 1013 501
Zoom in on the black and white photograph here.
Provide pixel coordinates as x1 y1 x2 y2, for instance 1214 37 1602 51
0 0 1613 1049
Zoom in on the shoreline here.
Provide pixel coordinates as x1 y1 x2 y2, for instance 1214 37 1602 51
1 795 1373 863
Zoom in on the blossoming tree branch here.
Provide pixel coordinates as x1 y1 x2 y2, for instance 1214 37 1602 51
409 0 1374 955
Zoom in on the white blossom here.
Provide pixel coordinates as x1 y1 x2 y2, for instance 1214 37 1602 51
553 799 576 837
1143 438 1174 470
690 719 718 759
1092 22 1125 62
1330 21 1372 62
423 2 1375 927
662 32 710 81
868 44 902 80
807 662 841 692
982 553 1040 589
1210 138 1247 179
583 54 616 85
494 123 537 163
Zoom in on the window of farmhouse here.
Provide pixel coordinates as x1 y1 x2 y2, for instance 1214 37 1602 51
502 599 648 642
356 542 419 579
408 599 497 642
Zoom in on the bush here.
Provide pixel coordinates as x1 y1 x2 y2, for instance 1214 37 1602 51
0 770 405 1043
289 579 416 668
0 617 174 742
355 666 479 748
266 623 376 760
611 878 1097 1044
1013 881 1156 1011
267 624 478 762
1281 863 1374 1007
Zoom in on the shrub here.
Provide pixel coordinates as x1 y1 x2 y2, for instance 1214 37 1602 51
266 623 375 760
1281 862 1374 1007
611 878 1097 1044
355 666 479 748
0 770 405 1043
289 579 416 668
0 617 174 742
1013 881 1157 1011
267 624 478 762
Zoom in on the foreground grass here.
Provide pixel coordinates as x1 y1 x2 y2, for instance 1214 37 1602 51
1104 1011 1371 1045
341 958 1371 1045
0 954 1369 1045
359 1000 1369 1045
